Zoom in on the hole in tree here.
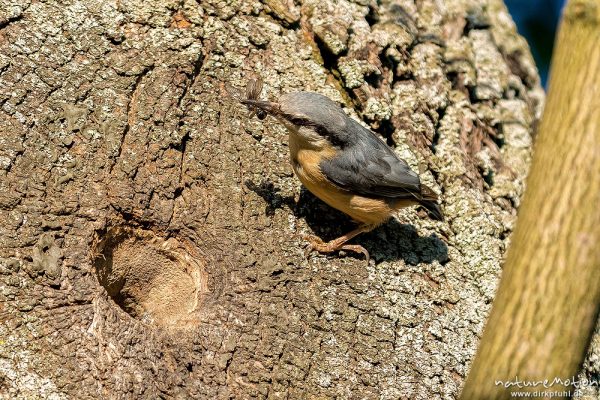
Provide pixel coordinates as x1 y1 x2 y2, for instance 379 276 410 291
92 226 208 327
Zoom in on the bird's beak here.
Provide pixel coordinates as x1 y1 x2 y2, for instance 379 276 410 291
241 99 281 115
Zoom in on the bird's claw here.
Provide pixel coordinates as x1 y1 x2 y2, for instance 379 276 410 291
339 244 370 264
302 235 323 257
302 234 370 263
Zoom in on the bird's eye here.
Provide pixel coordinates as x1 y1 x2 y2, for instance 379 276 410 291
315 125 328 136
257 110 267 120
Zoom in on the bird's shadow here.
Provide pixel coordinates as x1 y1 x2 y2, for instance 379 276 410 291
244 179 297 217
245 179 448 265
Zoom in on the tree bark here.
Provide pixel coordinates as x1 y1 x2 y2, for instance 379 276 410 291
460 1 600 398
0 0 543 398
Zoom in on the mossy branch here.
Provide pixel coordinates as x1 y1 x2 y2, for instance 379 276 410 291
460 0 600 398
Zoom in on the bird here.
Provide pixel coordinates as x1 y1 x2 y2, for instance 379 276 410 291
242 91 443 261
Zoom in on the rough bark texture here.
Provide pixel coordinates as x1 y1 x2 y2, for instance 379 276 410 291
461 0 600 398
0 0 543 399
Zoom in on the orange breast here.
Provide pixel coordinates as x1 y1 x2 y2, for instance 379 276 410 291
289 138 396 226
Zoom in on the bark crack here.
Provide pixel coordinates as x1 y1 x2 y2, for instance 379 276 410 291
177 53 205 112
0 14 24 31
109 66 152 174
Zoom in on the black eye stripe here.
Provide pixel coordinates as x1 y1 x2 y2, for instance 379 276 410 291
316 125 345 148
314 125 328 135
285 115 345 148
286 115 314 127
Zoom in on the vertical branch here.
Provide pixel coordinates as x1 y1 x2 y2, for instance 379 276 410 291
460 0 600 398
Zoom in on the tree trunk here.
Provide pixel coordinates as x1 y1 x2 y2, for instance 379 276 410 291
460 0 600 398
0 0 543 398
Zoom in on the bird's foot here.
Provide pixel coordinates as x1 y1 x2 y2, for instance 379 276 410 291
303 234 370 263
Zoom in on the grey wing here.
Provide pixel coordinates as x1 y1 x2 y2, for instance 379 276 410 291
320 135 422 199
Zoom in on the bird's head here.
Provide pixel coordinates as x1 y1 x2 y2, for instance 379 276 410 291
242 92 350 146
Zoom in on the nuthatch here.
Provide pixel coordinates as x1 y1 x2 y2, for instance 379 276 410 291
243 91 443 261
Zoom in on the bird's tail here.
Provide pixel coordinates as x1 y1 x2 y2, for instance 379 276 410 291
420 200 444 221
419 184 444 221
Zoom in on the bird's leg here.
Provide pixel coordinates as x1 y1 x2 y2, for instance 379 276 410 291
305 224 376 262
